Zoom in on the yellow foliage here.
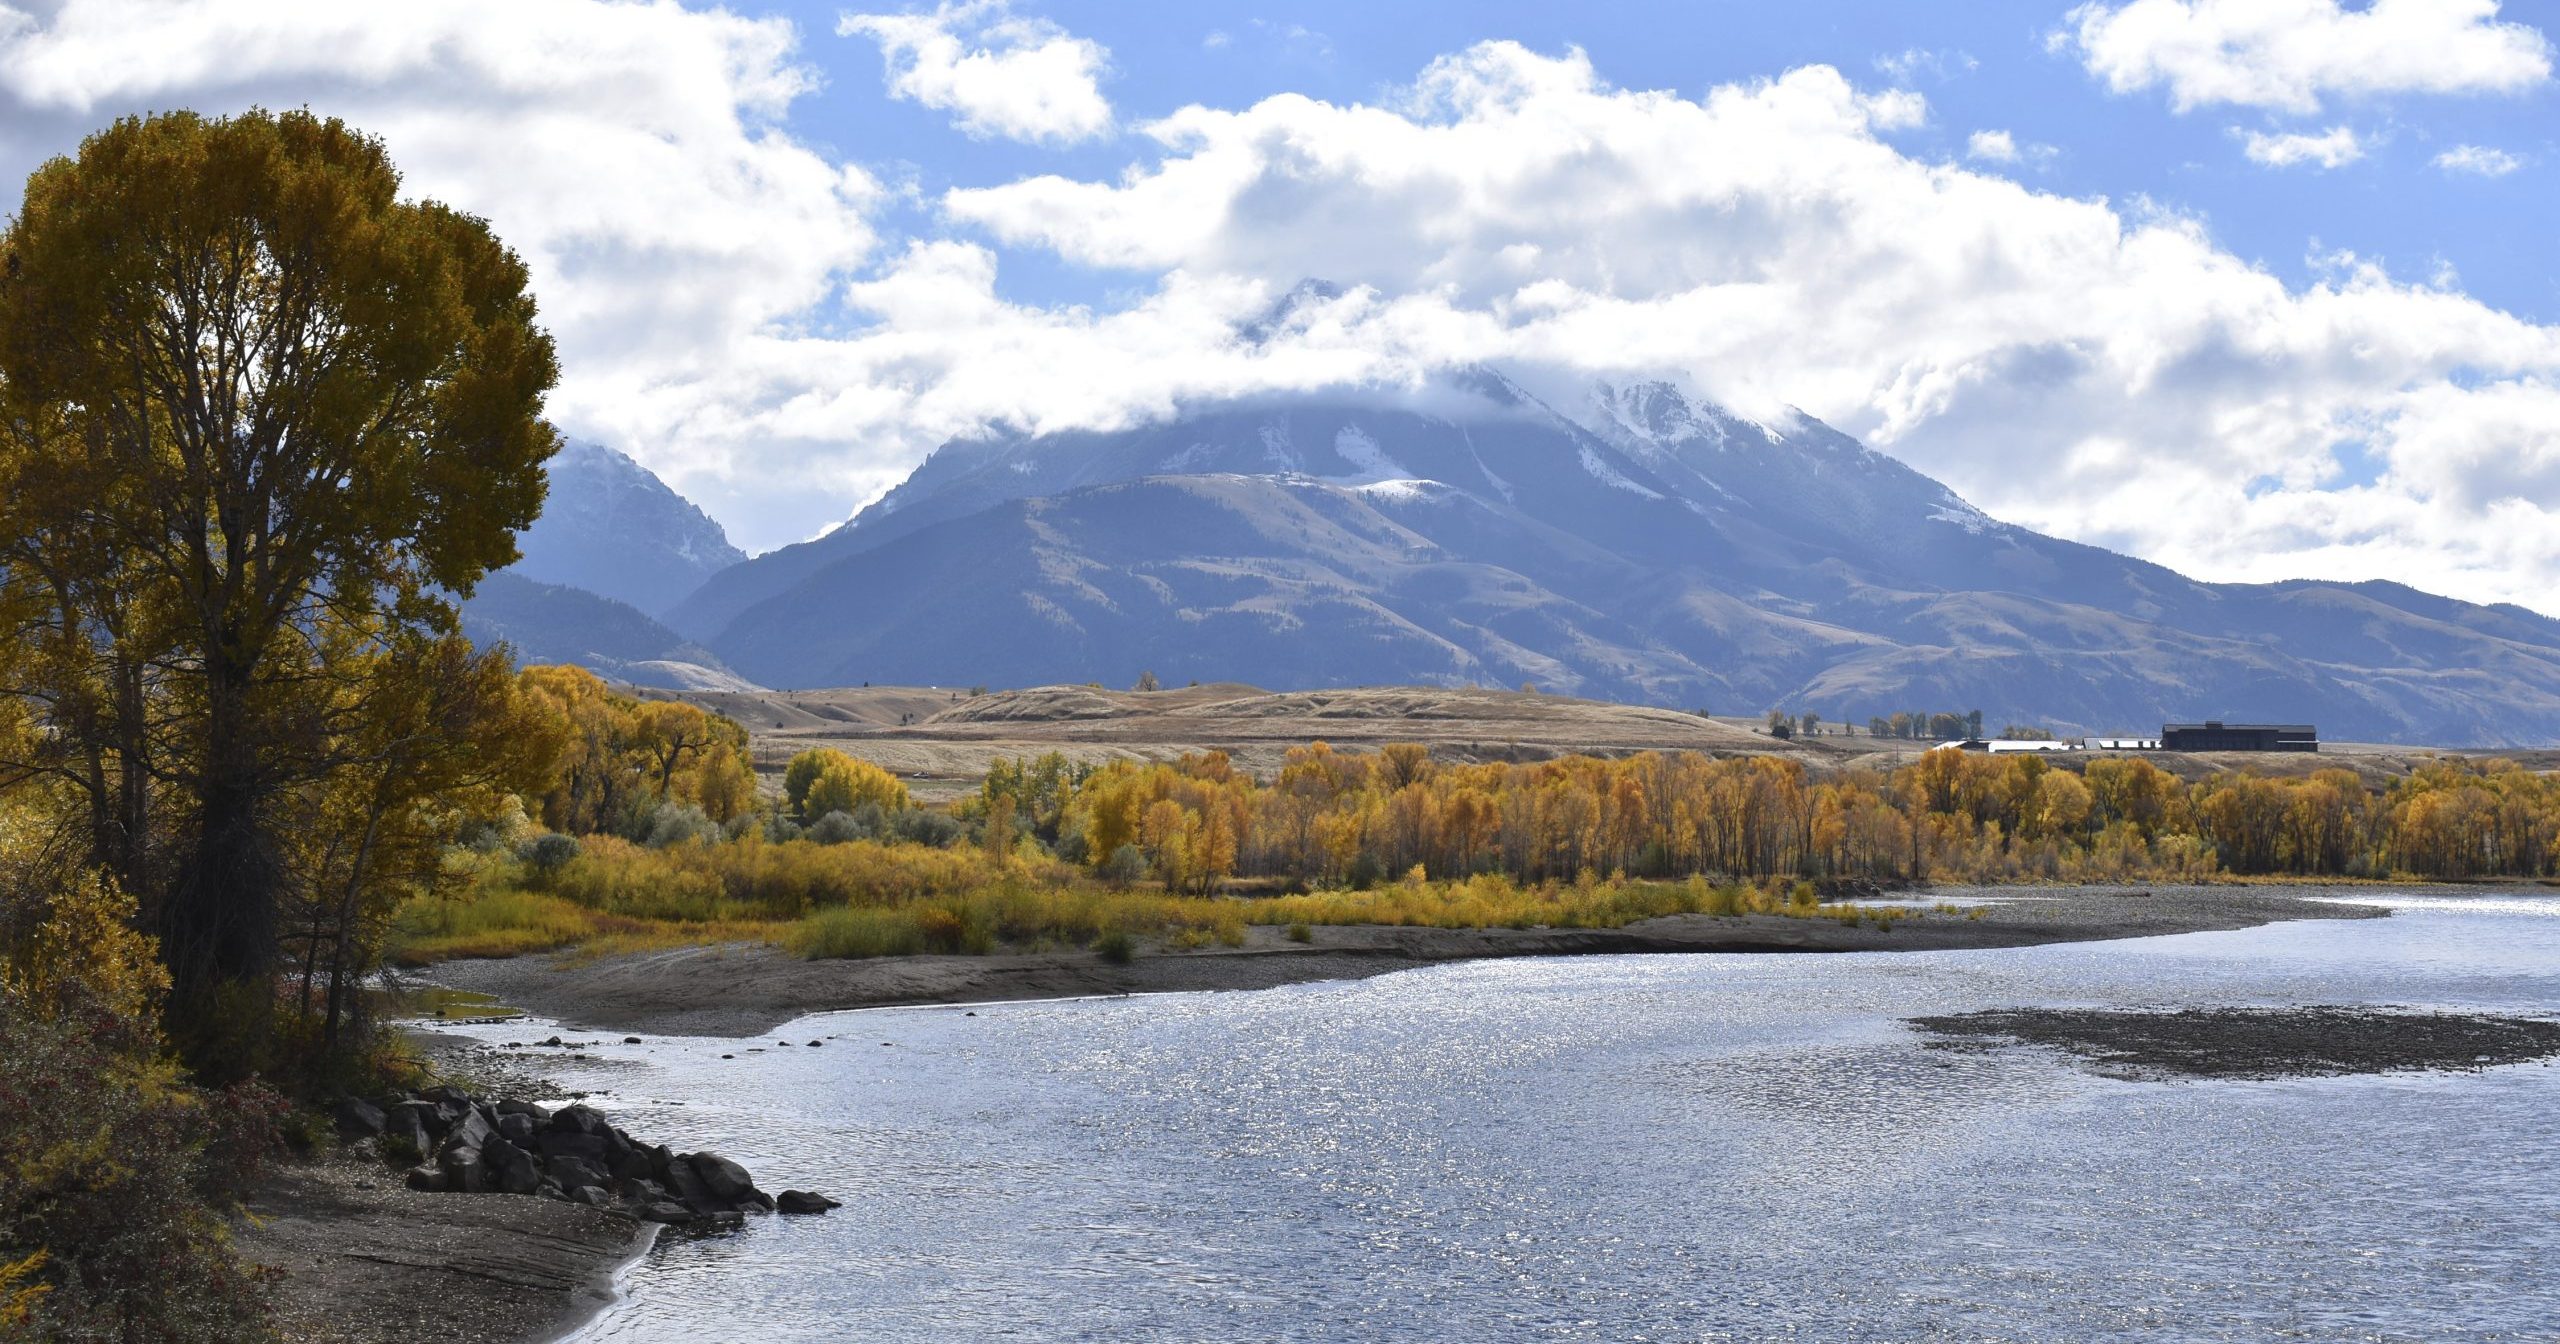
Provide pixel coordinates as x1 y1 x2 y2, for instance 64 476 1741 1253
785 747 910 819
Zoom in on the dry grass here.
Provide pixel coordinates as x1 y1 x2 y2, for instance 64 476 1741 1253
390 843 1913 967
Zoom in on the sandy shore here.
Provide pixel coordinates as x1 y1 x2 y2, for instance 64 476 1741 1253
428 884 2388 1037
239 1153 652 1344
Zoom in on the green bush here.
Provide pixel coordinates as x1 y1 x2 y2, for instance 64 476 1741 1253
644 802 720 849
516 832 581 877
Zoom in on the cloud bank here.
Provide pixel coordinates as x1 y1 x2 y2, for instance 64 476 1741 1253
0 6 2556 616
2059 0 2552 113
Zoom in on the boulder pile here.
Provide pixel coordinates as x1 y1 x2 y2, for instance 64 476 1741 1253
334 1088 841 1228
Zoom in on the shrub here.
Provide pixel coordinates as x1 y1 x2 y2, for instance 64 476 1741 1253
892 809 963 848
1093 930 1135 964
644 802 720 849
806 810 867 846
1097 843 1148 886
0 838 279 1342
517 831 582 878
1285 922 1313 943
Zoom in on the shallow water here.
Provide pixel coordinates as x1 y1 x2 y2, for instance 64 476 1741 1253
444 892 2560 1342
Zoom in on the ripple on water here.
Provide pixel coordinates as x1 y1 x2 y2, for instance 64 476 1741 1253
427 901 2560 1343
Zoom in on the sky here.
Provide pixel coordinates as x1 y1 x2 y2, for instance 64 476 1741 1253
0 0 2555 612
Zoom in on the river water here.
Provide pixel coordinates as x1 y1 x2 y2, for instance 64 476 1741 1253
446 893 2560 1342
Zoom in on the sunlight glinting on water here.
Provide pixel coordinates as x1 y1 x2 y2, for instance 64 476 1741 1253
440 898 2560 1343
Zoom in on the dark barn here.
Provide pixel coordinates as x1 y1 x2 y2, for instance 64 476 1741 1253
2160 722 2319 752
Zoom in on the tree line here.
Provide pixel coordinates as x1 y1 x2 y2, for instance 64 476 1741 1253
983 744 2560 890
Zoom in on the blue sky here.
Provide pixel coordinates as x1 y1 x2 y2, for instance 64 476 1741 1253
0 0 2554 610
791 0 2560 324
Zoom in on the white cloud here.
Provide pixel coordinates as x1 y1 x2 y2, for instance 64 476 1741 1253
838 1 1111 145
2237 123 2363 168
2436 143 2526 175
0 0 879 548
1968 129 2018 162
939 43 2560 607
2059 0 2552 112
1875 48 1977 84
6 21 2559 609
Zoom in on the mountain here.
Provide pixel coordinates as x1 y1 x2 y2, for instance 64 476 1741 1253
677 370 2560 746
511 437 745 617
459 571 757 693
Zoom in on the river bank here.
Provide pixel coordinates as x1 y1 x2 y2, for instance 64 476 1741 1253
238 1152 651 1344
251 884 2403 1343
426 884 2383 1036
235 1032 657 1344
408 888 2560 1342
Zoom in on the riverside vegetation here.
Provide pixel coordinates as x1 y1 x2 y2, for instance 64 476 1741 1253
393 709 2560 971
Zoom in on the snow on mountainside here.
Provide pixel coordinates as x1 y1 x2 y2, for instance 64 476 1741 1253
666 368 2560 745
508 438 746 618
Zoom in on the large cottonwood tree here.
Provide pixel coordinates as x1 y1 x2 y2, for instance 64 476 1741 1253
0 109 558 1068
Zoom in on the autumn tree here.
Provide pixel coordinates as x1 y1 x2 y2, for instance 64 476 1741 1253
0 109 558 1072
785 747 909 820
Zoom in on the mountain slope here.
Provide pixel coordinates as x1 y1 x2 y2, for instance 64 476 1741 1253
513 438 745 617
688 373 2560 745
460 571 756 693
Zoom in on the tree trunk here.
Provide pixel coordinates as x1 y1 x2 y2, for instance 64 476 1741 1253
162 662 280 1076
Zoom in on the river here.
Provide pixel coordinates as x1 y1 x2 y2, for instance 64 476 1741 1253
443 892 2560 1342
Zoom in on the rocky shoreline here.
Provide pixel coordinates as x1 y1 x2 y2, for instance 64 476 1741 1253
240 1062 838 1344
334 1086 840 1226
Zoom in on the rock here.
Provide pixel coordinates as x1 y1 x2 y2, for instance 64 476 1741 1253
543 1035 563 1047
688 1153 755 1203
615 1177 667 1203
663 1157 711 1208
482 1137 542 1195
568 1185 612 1208
548 1104 610 1137
387 1100 445 1141
624 1036 643 1045
332 1098 386 1139
496 1113 538 1145
776 1190 839 1215
548 1156 609 1190
437 1145 487 1194
403 1164 447 1193
807 1040 823 1048
384 1109 432 1161
741 1189 776 1214
537 1131 608 1163
496 1099 552 1121
535 1178 564 1201
421 1085 472 1106
441 1108 495 1156
636 1202 693 1224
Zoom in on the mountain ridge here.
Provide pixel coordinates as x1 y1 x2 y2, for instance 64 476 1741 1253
609 371 2560 746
